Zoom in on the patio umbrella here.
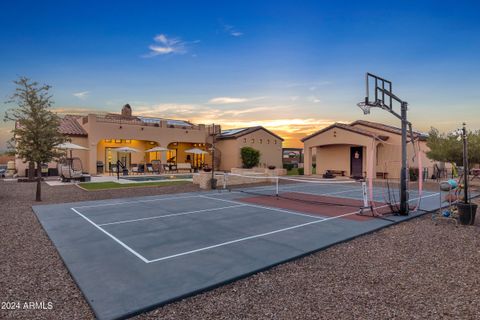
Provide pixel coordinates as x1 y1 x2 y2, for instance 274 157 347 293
114 147 140 179
145 146 170 163
56 142 89 158
115 147 140 166
185 148 209 168
115 147 140 153
184 148 208 155
145 146 170 152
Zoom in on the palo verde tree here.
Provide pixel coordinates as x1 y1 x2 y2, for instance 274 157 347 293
4 77 68 201
426 127 480 165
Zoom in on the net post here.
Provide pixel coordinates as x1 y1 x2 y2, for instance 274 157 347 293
223 172 227 190
361 181 369 208
275 176 279 198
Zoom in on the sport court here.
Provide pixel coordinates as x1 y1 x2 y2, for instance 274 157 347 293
33 178 441 320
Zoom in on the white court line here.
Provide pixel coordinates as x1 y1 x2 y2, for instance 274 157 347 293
146 192 440 263
98 204 247 226
71 208 150 263
200 195 325 220
72 194 201 209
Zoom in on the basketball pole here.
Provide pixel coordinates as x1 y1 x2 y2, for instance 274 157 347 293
359 73 410 215
400 101 409 215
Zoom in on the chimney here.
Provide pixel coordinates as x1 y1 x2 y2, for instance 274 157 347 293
121 104 132 117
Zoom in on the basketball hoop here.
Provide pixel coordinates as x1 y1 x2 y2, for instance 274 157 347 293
357 101 372 115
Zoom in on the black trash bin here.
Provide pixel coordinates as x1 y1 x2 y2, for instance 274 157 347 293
210 178 217 190
457 202 478 225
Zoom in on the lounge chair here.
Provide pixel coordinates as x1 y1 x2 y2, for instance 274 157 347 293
146 163 154 173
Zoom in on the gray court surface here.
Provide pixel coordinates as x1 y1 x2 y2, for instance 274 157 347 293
33 182 442 320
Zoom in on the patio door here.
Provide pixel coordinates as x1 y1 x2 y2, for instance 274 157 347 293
105 148 131 170
350 146 363 178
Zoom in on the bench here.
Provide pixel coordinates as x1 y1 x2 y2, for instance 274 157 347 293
328 170 345 176
376 172 388 179
323 170 345 179
177 163 193 173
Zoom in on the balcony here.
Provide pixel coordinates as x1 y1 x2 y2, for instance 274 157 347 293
82 114 220 133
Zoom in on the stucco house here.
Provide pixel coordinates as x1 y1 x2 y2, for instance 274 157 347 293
215 126 284 171
14 104 284 176
302 120 438 179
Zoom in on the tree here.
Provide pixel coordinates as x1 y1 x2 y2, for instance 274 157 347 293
240 147 260 168
426 127 480 165
4 77 68 201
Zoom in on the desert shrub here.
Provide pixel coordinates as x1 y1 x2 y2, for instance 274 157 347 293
240 147 260 169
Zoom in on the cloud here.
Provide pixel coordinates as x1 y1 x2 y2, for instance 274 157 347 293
208 96 265 104
208 97 248 104
73 91 89 100
130 101 341 147
223 24 243 37
143 34 188 57
52 107 105 115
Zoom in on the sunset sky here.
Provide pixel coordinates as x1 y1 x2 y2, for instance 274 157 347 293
1 0 479 149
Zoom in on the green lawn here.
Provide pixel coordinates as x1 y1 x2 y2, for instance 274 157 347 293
79 180 190 191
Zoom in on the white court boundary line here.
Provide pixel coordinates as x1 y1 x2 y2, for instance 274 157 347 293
146 192 440 262
72 192 439 264
71 207 150 263
73 194 201 209
97 204 247 226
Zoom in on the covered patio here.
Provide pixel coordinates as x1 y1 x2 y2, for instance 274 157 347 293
302 123 388 179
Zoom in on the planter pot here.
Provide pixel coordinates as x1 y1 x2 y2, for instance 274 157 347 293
203 168 212 172
268 166 276 170
457 202 478 225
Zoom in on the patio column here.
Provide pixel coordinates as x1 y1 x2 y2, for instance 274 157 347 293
88 141 98 175
365 142 376 182
304 146 312 175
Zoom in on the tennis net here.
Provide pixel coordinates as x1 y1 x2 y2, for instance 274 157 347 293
216 173 366 208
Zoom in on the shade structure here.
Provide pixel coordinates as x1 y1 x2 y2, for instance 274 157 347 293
145 146 170 152
114 147 140 153
184 148 209 169
56 142 89 151
56 142 89 158
184 148 209 155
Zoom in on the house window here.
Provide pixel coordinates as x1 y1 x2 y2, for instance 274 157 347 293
251 139 254 143
259 139 263 144
274 140 277 144
267 139 270 144
243 138 247 143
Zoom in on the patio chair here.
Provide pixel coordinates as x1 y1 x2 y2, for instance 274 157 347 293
146 163 154 173
131 163 139 175
152 160 162 174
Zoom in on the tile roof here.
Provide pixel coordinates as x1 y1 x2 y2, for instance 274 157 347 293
301 122 389 142
350 120 427 140
59 115 88 136
217 126 284 141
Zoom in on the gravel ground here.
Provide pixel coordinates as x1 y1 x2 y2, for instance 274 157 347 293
1 180 479 320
